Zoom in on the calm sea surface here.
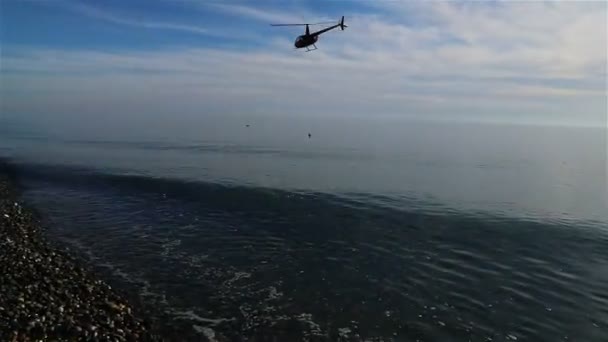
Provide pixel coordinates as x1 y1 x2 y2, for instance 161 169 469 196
1 114 606 341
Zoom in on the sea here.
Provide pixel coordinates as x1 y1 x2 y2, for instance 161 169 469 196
1 113 607 342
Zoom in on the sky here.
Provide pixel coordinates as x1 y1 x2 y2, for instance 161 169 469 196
1 0 607 127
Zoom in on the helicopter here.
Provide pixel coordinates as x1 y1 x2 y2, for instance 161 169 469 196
271 16 347 51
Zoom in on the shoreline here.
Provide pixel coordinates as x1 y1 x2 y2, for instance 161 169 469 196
0 170 163 341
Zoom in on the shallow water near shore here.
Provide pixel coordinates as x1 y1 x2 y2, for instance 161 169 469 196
1 115 607 341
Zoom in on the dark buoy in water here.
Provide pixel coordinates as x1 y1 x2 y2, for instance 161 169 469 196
308 133 311 138
246 124 250 128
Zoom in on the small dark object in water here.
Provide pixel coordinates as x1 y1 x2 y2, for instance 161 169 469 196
308 133 311 138
246 124 250 128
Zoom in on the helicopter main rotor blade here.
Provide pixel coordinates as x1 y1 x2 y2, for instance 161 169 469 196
270 22 336 27
310 21 338 25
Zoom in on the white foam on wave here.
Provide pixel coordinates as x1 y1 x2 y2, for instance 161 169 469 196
267 286 283 300
61 237 170 308
295 313 323 336
224 271 251 286
170 309 235 326
192 325 218 342
63 238 138 285
338 327 352 338
264 312 324 337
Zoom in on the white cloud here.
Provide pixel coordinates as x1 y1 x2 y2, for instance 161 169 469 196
1 1 606 126
369 0 607 79
206 3 313 24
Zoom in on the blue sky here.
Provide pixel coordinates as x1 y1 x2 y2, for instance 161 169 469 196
1 0 606 127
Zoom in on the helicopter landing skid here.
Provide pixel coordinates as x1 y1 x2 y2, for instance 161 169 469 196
305 44 318 52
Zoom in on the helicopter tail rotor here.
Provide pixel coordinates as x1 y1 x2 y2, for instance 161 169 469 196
340 16 347 30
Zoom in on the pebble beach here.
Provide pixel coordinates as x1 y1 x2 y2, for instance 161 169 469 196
0 172 162 341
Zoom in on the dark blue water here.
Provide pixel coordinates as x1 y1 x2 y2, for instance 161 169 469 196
1 114 607 341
